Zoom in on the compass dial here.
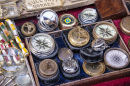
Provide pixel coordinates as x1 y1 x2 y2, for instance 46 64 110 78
93 22 118 44
29 33 55 57
82 8 97 20
104 48 129 69
95 24 116 38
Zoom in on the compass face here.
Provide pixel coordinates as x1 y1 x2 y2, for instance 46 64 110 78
82 8 97 20
104 48 129 69
62 15 74 25
95 24 116 39
31 34 54 52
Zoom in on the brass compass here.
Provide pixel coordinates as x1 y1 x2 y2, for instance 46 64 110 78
39 59 58 78
93 22 118 44
68 26 90 47
120 16 130 35
21 22 36 37
83 61 105 76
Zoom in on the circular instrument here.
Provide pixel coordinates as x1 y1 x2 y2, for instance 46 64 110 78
59 14 78 30
78 8 98 24
29 33 55 58
21 22 36 36
83 61 105 76
120 16 130 35
62 59 79 74
37 9 59 32
58 48 73 61
104 48 129 69
39 59 58 78
93 22 118 44
68 26 90 47
91 38 109 51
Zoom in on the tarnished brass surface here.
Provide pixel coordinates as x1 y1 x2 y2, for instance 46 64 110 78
82 61 105 76
39 59 58 78
21 22 36 36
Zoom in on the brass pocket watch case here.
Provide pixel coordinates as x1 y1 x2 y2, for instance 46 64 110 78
93 21 118 44
68 26 90 47
35 59 59 85
21 22 36 37
83 61 105 76
120 16 130 35
59 14 78 30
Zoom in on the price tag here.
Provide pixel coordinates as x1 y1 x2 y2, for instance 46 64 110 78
23 0 63 11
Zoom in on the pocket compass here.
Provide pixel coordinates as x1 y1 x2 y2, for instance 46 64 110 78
29 33 55 58
78 8 98 24
68 26 90 47
93 22 118 44
21 22 36 37
39 59 58 78
37 9 59 32
104 48 129 70
62 59 79 74
59 14 78 30
83 61 105 76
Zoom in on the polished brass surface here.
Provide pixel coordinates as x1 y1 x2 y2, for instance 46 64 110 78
39 59 58 78
82 61 105 76
68 26 90 47
120 16 130 35
21 22 36 36
93 21 118 44
59 14 78 30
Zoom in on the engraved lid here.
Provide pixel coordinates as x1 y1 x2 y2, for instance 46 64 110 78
21 22 36 36
120 16 130 35
68 26 90 47
83 61 105 76
39 59 58 77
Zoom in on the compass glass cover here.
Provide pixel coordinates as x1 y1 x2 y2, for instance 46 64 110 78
104 48 129 69
31 34 54 52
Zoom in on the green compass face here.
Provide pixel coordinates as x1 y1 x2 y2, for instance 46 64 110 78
62 15 74 25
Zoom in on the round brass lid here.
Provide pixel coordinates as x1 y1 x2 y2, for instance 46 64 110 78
120 16 130 35
39 59 58 77
83 61 105 76
21 22 36 36
58 48 73 61
68 26 90 47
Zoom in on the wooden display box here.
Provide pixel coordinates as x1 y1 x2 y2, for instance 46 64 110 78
95 0 127 20
25 20 130 86
123 0 130 15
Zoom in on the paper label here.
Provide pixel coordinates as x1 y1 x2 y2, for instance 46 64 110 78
23 0 63 11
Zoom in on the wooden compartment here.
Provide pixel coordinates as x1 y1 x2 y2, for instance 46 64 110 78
25 20 130 86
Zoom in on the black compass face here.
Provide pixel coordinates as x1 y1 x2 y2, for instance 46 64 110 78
62 15 74 25
31 35 53 52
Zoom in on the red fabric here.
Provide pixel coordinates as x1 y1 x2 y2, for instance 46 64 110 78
92 77 130 86
14 5 130 86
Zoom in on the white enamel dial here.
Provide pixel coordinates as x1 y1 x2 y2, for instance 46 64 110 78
95 24 116 38
82 8 97 20
31 35 54 52
105 49 129 69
